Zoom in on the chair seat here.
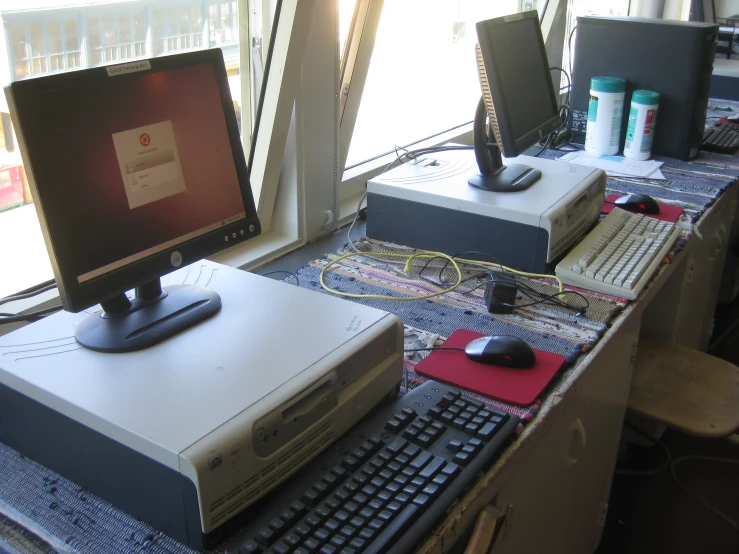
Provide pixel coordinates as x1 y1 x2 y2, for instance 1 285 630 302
628 338 739 437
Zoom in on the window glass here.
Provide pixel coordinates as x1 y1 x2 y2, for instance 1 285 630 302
563 0 630 83
346 0 534 167
0 0 245 298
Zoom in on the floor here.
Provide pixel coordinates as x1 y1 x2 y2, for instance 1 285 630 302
594 301 739 554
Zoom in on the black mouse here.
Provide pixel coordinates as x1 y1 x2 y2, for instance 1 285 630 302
614 193 660 214
464 335 536 368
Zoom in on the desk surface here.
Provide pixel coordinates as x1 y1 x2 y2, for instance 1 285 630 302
1 148 738 554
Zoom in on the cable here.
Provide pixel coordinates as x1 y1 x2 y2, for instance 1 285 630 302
454 257 564 293
0 282 58 307
615 420 671 477
0 305 62 325
671 455 739 529
404 347 466 353
568 25 577 78
320 251 464 301
259 270 300 286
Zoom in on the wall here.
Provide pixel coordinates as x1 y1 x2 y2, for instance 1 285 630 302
716 0 739 18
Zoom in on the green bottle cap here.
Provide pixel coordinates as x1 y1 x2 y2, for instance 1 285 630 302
631 90 659 105
590 76 626 93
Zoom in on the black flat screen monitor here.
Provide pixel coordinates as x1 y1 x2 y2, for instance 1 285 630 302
6 49 261 352
470 11 561 192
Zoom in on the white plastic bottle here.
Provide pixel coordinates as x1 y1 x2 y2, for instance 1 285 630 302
623 90 659 160
584 76 626 157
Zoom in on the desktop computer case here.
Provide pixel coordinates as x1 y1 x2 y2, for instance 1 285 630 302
571 16 718 160
0 262 404 549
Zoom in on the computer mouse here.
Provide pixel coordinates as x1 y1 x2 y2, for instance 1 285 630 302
613 193 660 214
464 335 536 368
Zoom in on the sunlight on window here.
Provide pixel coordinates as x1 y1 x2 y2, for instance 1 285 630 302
346 0 525 167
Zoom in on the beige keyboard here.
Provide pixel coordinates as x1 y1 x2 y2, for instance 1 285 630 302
555 206 679 300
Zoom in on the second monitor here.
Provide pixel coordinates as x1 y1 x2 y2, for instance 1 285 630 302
469 11 562 192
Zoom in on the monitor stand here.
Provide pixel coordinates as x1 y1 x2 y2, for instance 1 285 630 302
467 96 541 192
467 147 542 192
75 279 221 353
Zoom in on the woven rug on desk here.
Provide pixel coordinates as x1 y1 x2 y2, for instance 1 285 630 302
540 148 738 223
293 238 628 418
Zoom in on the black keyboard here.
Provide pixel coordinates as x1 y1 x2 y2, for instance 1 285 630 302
228 381 519 554
702 123 739 154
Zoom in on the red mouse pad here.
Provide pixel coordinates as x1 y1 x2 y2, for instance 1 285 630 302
602 194 683 223
414 330 566 406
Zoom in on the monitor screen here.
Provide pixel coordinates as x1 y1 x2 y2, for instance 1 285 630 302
7 50 261 352
482 15 560 148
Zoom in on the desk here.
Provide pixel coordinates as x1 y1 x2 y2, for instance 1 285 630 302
0 150 737 553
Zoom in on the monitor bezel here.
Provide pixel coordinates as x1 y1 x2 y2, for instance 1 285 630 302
475 10 561 157
7 49 261 313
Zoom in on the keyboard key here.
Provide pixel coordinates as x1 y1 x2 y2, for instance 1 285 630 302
272 542 291 554
422 483 440 497
349 537 366 549
342 456 360 471
402 444 421 458
464 423 480 435
477 422 498 440
368 518 384 531
410 450 433 470
238 539 262 553
417 433 434 447
432 473 449 489
395 454 410 466
468 437 483 450
358 528 376 541
334 510 350 523
324 518 340 532
439 393 455 407
279 508 297 525
359 507 374 519
462 445 476 456
386 437 407 454
453 452 471 466
284 533 301 546
441 463 460 477
294 523 311 537
387 461 401 474
339 525 356 538
350 516 365 528
419 456 445 479
305 513 323 528
447 439 463 452
303 537 321 552
314 528 330 542
302 489 320 507
331 467 347 480
362 504 419 554
369 498 384 510
452 417 467 430
320 545 337 554
255 527 275 546
330 535 347 548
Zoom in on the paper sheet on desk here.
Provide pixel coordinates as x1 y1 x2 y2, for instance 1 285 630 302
558 151 665 180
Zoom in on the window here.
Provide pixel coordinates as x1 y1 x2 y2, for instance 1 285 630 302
0 0 252 299
8 19 82 80
562 0 630 84
344 0 546 167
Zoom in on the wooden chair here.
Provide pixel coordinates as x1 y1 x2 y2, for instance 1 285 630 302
628 338 739 438
627 338 739 530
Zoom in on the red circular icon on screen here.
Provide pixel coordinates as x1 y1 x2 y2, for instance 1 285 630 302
140 133 151 147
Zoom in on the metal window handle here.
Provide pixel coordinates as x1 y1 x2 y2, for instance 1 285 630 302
565 418 587 467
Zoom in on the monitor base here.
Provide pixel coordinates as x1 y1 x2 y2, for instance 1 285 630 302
75 284 221 353
468 164 542 192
